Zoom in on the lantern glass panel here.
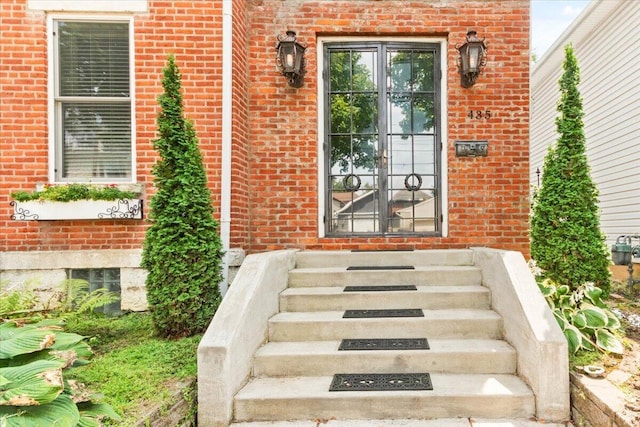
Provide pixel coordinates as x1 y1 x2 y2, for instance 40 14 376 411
293 44 304 72
280 43 296 72
468 44 482 71
459 45 470 73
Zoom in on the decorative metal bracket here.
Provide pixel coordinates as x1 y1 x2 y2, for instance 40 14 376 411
10 201 39 220
98 199 143 219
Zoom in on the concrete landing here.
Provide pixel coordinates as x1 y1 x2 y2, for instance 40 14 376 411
230 418 568 427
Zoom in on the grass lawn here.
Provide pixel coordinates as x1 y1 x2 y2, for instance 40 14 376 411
65 312 199 426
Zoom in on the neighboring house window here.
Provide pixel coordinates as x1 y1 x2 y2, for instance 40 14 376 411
324 42 442 236
53 19 133 182
69 268 121 315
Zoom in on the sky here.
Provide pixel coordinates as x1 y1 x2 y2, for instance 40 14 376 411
531 0 591 57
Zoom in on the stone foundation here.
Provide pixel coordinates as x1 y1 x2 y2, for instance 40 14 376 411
0 248 244 312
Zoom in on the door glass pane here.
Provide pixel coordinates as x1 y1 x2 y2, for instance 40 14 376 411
413 135 435 175
352 51 377 89
387 48 438 234
413 95 435 134
328 47 379 234
413 52 435 92
389 135 413 176
330 94 351 133
388 51 412 92
352 94 378 134
389 94 410 135
330 50 377 91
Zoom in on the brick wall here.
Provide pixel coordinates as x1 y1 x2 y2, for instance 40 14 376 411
0 0 224 252
244 0 531 254
1 0 530 257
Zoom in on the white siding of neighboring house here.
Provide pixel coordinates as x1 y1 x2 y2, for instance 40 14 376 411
530 0 640 246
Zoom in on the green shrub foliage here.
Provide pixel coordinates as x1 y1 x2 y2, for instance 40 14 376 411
530 45 610 294
11 184 137 202
141 55 223 338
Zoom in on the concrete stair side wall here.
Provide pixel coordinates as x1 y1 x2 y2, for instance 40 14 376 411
197 250 298 427
472 247 570 423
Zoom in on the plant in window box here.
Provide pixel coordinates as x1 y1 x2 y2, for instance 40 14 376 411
10 184 143 220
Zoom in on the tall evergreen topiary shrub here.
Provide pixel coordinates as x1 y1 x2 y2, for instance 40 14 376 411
141 55 223 338
530 45 610 294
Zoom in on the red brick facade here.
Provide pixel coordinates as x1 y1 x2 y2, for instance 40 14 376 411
0 0 530 257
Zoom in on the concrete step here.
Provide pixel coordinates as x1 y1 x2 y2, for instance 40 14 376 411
230 419 566 427
287 266 482 287
268 309 502 342
279 285 491 312
295 249 475 268
233 374 535 422
253 339 516 377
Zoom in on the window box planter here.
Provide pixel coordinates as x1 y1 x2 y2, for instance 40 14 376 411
11 199 143 220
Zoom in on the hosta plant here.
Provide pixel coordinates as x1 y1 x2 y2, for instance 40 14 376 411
0 319 120 426
539 279 623 355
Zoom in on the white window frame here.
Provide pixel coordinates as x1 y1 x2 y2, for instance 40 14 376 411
47 14 137 183
316 36 449 237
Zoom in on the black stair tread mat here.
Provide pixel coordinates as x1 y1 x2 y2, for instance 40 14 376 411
329 373 433 391
339 338 429 351
343 309 424 318
346 265 415 270
343 285 417 292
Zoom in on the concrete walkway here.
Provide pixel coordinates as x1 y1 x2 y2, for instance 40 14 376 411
231 419 570 427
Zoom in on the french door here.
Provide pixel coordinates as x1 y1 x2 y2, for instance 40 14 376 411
324 42 442 236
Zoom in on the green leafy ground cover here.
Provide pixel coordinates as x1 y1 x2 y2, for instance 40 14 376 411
65 312 199 426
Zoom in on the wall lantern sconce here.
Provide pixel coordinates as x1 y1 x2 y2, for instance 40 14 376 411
456 30 487 88
276 30 306 88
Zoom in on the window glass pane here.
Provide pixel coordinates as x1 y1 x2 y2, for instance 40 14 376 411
68 268 121 315
58 22 130 97
90 269 104 283
104 269 120 283
70 269 90 281
62 102 131 179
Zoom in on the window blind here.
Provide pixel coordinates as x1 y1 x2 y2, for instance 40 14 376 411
56 21 132 181
58 22 130 97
